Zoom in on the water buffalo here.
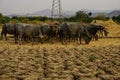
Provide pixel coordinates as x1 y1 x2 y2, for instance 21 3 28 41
83 24 108 40
14 23 43 44
1 23 15 40
58 23 92 44
40 23 60 43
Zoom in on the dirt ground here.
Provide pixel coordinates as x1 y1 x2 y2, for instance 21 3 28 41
0 20 120 80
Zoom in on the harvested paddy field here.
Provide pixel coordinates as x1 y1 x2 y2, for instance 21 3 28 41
0 20 120 80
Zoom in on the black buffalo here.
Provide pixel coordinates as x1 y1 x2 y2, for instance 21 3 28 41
83 24 108 40
40 23 60 43
58 23 92 44
1 23 15 40
14 23 43 44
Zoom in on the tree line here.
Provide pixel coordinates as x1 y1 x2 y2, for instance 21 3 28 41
0 11 120 24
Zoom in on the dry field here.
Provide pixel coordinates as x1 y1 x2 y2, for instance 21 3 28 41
0 20 120 80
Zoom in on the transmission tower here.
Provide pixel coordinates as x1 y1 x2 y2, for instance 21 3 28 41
51 0 63 22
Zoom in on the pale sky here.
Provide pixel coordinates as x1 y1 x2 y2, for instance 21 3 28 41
0 0 120 15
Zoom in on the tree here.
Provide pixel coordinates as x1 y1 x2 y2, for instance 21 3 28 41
0 13 10 24
112 15 120 23
0 13 3 24
73 11 93 23
95 14 109 20
75 11 89 20
0 13 3 17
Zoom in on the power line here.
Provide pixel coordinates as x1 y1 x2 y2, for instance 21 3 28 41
51 0 63 22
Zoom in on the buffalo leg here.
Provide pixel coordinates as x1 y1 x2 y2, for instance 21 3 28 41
94 34 98 40
14 35 18 44
4 33 8 40
79 35 82 44
1 32 4 40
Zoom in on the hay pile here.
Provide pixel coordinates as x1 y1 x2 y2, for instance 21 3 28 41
91 19 118 28
91 19 120 37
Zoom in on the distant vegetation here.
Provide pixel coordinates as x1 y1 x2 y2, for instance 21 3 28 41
0 10 120 24
0 13 10 24
112 15 120 23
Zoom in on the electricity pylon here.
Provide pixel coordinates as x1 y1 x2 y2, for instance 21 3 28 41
51 0 63 22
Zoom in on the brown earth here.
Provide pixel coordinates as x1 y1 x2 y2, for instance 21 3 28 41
0 20 120 80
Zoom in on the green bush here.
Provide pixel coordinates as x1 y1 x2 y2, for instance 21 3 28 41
89 54 96 62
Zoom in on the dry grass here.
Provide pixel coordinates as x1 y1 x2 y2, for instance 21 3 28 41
91 19 120 37
0 20 120 80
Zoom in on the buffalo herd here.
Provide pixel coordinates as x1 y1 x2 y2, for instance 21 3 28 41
1 22 108 45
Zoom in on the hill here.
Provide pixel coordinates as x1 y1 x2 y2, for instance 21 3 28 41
30 9 75 18
107 10 120 18
6 9 120 18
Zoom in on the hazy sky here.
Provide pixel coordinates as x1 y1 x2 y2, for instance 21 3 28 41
0 0 120 15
